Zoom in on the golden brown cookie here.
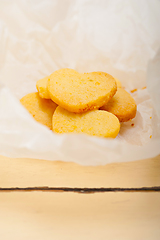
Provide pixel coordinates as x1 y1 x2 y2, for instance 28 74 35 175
91 72 122 88
36 76 50 99
48 68 117 113
20 92 57 129
113 77 122 88
52 106 120 138
100 88 137 122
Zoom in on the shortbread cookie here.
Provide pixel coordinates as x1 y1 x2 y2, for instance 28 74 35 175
100 88 136 122
20 92 57 129
48 68 117 113
36 76 50 99
91 72 122 88
113 77 122 88
52 106 120 138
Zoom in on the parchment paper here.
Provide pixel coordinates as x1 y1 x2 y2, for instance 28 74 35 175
0 0 160 165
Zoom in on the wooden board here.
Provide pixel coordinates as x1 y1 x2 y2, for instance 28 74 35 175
0 154 160 188
0 191 160 240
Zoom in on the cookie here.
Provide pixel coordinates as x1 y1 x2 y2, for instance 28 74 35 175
100 88 137 122
48 68 117 113
20 92 57 129
52 106 120 138
91 72 122 88
36 76 50 99
113 77 122 88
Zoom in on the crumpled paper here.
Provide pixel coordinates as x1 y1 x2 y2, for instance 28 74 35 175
0 0 160 165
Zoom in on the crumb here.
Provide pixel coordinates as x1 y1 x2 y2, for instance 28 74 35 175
131 123 134 127
142 86 146 90
130 89 137 93
150 135 152 138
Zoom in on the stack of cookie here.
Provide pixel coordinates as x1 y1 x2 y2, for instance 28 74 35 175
20 68 137 138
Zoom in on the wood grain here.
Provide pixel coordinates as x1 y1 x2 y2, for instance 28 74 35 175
0 154 160 188
0 191 159 240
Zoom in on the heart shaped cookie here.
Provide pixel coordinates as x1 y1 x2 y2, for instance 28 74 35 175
52 106 120 138
100 88 137 122
48 68 117 113
36 76 50 99
20 92 57 129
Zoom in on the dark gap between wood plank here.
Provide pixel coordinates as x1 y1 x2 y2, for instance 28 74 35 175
0 187 160 193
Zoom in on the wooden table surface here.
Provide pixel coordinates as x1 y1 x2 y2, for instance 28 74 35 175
0 154 160 240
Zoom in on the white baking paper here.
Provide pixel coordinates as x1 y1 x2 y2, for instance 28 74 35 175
0 0 160 165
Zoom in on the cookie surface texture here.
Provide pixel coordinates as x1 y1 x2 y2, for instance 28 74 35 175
20 92 57 129
36 76 50 99
52 106 120 138
91 72 122 88
48 68 117 113
100 88 137 122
